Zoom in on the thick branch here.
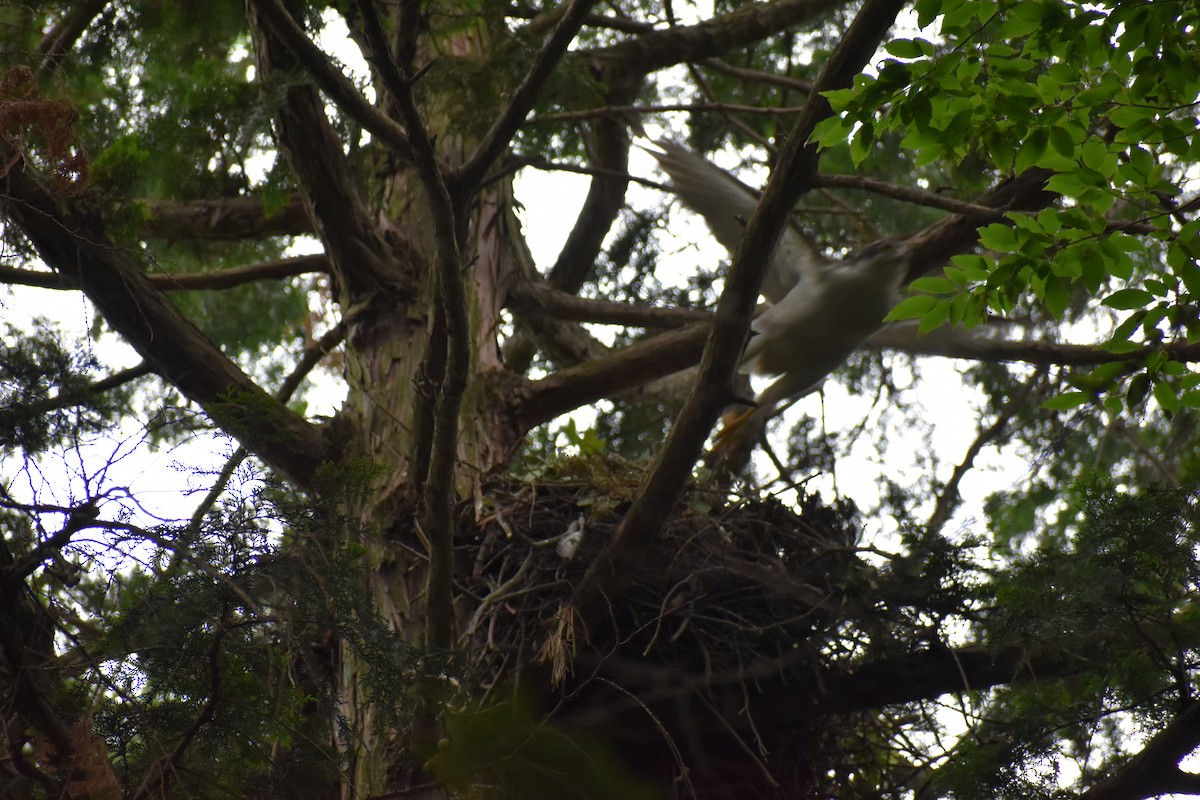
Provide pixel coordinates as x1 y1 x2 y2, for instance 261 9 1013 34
0 153 329 487
903 167 1056 282
515 321 709 430
246 0 413 160
135 193 311 240
1080 702 1200 800
247 0 402 298
456 0 600 191
585 0 847 80
561 0 906 639
796 645 1078 718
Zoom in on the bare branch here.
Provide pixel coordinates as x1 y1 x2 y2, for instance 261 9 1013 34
515 322 709 430
0 362 152 433
247 0 404 298
528 101 806 124
868 323 1200 368
147 253 330 290
510 7 654 36
700 57 814 94
1 254 327 294
456 0 600 191
0 264 68 289
815 173 1011 220
503 104 635 373
188 323 346 532
507 279 709 328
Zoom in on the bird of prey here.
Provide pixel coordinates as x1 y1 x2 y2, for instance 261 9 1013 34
645 140 910 454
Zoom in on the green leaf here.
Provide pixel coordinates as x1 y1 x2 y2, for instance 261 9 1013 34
885 294 940 321
1042 391 1091 411
885 39 925 59
822 88 858 113
1049 126 1076 159
1103 288 1155 310
850 122 875 167
1042 276 1070 319
1127 372 1151 406
1174 260 1200 296
978 223 1019 252
1153 379 1179 415
918 298 951 333
908 276 958 294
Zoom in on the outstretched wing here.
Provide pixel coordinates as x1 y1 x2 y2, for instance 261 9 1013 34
644 140 823 303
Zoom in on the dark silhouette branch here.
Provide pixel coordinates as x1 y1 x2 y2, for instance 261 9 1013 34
868 323 1200 368
515 321 709 430
188 322 345 543
529 101 807 124
511 6 654 36
503 91 636 373
507 278 709 328
700 57 814 94
1079 701 1200 800
145 253 330 290
903 166 1056 282
0 362 153 433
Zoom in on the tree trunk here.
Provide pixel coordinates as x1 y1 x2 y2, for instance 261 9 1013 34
245 5 523 792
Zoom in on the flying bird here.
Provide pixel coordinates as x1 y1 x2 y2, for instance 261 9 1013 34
644 139 822 305
645 140 910 456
